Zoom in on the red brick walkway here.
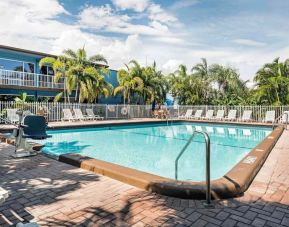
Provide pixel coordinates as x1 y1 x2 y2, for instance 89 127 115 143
1 130 289 226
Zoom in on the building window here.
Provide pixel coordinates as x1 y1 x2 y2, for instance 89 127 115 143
0 58 23 71
40 66 54 76
23 62 35 73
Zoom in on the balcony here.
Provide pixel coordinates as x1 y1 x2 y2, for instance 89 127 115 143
0 69 64 89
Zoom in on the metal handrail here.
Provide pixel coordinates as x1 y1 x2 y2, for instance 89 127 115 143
272 112 288 130
175 130 212 206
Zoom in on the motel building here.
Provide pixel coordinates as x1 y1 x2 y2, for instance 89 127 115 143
0 45 121 104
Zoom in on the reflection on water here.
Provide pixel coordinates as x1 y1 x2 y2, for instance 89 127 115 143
41 123 271 181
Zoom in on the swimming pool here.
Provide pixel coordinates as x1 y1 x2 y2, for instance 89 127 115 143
41 122 271 182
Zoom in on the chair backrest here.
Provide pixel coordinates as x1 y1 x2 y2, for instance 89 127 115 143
73 108 84 118
264 111 275 122
63 109 74 119
281 111 289 123
6 109 19 123
242 110 252 120
194 109 203 118
205 110 214 118
216 110 225 118
227 110 237 119
22 115 49 139
86 108 95 117
185 109 193 117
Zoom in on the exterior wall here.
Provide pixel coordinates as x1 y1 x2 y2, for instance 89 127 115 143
0 49 41 73
99 69 122 104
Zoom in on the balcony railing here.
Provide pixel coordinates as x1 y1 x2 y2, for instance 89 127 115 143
0 69 64 89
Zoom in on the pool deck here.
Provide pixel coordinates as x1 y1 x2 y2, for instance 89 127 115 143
0 117 274 132
0 128 289 226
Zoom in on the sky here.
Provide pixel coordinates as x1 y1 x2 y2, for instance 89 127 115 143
0 0 289 82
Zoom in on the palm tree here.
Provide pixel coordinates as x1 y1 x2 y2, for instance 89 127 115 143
191 58 210 79
114 63 144 104
254 58 289 105
140 61 167 104
62 47 108 103
39 56 72 103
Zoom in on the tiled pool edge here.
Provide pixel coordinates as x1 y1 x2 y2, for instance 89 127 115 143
56 126 283 200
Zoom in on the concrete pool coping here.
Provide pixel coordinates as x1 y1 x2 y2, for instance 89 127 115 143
0 120 283 199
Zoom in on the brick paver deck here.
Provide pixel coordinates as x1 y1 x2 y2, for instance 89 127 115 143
1 130 289 226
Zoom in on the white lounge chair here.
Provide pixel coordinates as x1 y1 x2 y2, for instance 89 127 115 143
86 108 104 120
280 111 289 123
202 110 214 120
216 127 225 134
191 109 203 119
62 109 77 122
6 109 19 123
239 110 252 122
195 126 203 131
212 110 225 120
73 108 94 121
263 110 275 123
225 110 237 121
179 109 193 119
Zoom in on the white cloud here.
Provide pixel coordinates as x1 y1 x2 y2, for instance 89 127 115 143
0 0 72 52
111 0 150 12
162 59 183 74
148 4 177 24
232 39 266 47
79 5 130 30
170 0 201 10
78 4 179 38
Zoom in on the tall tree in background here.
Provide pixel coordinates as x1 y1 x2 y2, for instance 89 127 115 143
114 62 144 104
62 47 110 103
254 58 289 105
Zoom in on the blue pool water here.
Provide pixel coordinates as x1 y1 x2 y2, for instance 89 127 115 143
40 123 271 181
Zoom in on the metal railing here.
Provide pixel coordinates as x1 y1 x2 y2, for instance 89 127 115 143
272 112 289 130
0 69 64 89
1 102 289 123
175 131 212 206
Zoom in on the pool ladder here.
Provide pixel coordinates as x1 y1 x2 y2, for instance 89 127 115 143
175 130 213 207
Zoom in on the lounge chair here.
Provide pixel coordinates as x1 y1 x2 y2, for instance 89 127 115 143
191 109 203 119
239 110 252 122
195 126 203 131
179 109 193 119
73 108 94 121
62 109 77 122
86 108 104 120
202 110 214 120
263 110 275 123
6 109 19 124
224 110 237 121
280 111 289 123
212 110 225 120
